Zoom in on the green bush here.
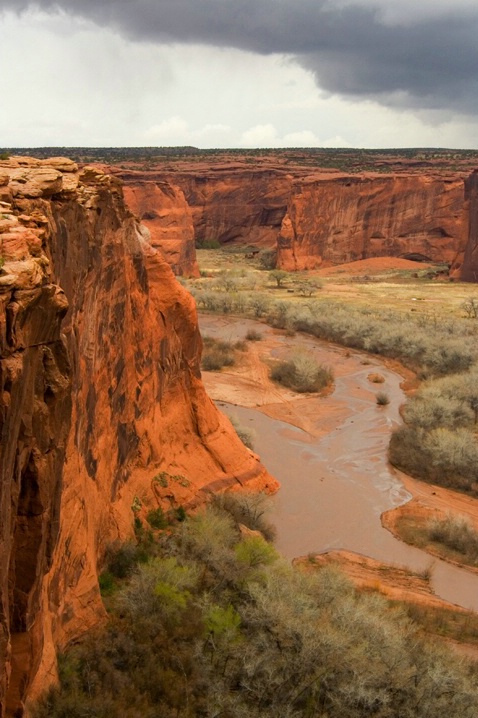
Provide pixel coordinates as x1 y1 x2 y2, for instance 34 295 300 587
146 507 168 529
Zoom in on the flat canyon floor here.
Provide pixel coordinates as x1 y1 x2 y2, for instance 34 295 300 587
191 252 478 653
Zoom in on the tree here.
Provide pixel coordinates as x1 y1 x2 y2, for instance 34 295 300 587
269 269 289 288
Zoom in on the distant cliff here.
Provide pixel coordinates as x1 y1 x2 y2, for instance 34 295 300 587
116 164 292 249
455 171 478 282
114 165 466 270
276 174 464 270
0 158 275 716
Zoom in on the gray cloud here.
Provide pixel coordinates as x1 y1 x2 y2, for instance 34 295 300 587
3 0 478 113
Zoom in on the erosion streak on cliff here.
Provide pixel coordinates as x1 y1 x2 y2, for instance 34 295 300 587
277 174 464 270
0 158 275 717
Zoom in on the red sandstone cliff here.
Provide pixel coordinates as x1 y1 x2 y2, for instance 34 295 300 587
122 180 199 277
0 158 276 716
116 164 292 248
276 174 464 270
455 171 478 282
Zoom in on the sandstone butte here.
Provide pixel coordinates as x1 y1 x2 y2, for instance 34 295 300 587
0 157 276 717
111 161 470 272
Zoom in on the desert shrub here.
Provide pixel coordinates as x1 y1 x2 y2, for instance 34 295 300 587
229 414 256 450
146 507 168 529
271 351 333 393
259 249 276 269
389 425 478 493
33 496 478 718
295 278 323 296
105 541 141 579
212 491 277 542
201 336 236 370
376 391 390 405
245 328 262 341
428 513 478 565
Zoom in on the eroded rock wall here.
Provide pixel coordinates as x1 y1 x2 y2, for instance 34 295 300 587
117 166 292 248
0 158 275 716
123 180 199 276
456 171 478 282
276 174 464 270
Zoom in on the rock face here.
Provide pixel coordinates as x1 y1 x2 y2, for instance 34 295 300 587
455 171 478 282
0 158 276 716
275 174 464 270
117 165 293 248
123 180 199 277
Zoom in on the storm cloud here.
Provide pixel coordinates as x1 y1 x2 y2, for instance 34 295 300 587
2 0 478 114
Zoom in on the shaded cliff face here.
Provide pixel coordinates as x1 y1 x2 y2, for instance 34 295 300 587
116 166 293 248
276 174 464 270
456 171 478 282
122 181 199 277
0 158 276 716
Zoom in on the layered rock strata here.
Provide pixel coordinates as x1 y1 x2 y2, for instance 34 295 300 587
0 158 275 716
276 174 464 270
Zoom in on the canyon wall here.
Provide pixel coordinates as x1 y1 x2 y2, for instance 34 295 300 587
122 180 199 277
117 165 293 248
276 174 464 270
455 170 478 282
0 158 275 717
115 165 466 270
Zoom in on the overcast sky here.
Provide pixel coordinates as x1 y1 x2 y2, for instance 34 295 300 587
1 0 478 148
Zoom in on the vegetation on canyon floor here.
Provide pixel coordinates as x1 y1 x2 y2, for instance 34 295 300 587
270 351 334 394
33 495 478 718
187 249 478 502
394 511 478 570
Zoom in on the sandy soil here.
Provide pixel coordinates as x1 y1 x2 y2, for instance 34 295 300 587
313 256 434 277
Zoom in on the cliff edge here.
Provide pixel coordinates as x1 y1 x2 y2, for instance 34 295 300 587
0 157 276 716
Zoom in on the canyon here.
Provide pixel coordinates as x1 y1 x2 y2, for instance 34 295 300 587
2 149 478 714
0 158 275 717
112 160 468 275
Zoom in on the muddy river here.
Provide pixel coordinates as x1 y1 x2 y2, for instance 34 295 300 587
200 315 478 612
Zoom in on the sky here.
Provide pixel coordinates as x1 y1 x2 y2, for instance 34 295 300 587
1 0 478 149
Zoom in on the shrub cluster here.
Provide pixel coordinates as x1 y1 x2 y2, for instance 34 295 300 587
33 499 478 718
428 513 478 565
390 369 478 493
192 289 477 377
271 352 334 393
201 336 242 371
